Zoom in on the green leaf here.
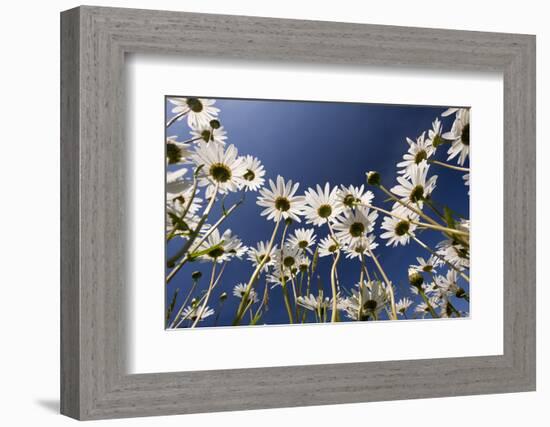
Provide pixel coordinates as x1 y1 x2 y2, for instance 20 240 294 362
166 288 179 322
443 206 456 229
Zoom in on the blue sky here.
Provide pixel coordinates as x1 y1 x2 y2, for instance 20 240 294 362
165 97 469 327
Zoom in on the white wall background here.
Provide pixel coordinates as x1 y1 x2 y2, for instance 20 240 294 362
0 0 546 425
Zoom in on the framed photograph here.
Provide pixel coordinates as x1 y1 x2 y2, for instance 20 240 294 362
61 6 536 420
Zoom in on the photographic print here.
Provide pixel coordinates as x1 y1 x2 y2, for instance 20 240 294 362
165 97 470 329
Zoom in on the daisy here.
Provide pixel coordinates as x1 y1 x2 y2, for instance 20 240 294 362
168 97 220 129
317 235 339 257
297 255 311 273
267 263 294 287
240 155 266 192
302 183 343 226
190 123 228 146
390 160 437 206
336 184 374 210
332 207 378 245
274 245 302 273
196 228 247 263
166 195 203 237
257 175 305 223
166 168 193 201
441 107 460 117
414 297 440 317
181 305 215 323
247 241 278 271
166 136 192 165
396 297 413 316
341 281 388 320
437 239 470 270
443 108 470 166
410 256 441 273
427 117 444 148
343 234 379 260
190 143 247 197
232 283 259 304
434 270 459 297
296 293 331 313
287 228 317 252
380 215 417 247
397 132 435 178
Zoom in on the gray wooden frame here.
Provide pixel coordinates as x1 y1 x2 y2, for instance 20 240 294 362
60 5 536 420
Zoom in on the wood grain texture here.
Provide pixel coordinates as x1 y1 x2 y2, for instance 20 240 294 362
60 6 536 420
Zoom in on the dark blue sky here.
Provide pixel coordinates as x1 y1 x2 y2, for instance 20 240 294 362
165 97 469 327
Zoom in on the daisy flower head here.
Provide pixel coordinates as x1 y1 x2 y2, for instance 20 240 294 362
246 241 278 271
390 160 437 207
166 136 192 165
336 184 374 210
414 297 440 317
302 183 344 226
181 305 215 323
196 228 247 264
190 143 247 197
274 244 302 274
434 270 459 297
232 283 259 304
297 254 311 273
267 263 294 287
240 155 266 192
287 228 317 252
427 117 444 148
296 293 331 313
168 97 220 129
341 281 388 320
437 239 470 270
343 234 379 260
332 207 378 245
396 297 413 316
397 132 435 178
380 214 417 247
166 193 203 237
443 108 470 166
410 256 441 273
318 235 340 257
257 175 305 223
166 167 193 201
190 123 228 146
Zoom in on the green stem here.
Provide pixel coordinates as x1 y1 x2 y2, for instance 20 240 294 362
233 217 281 325
379 184 440 227
365 246 398 320
429 159 470 172
166 109 189 127
418 287 439 319
166 184 219 283
168 278 198 328
281 283 295 324
191 262 217 328
360 202 469 238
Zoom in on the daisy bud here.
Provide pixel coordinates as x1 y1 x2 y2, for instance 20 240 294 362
191 271 202 281
432 134 444 148
219 292 228 301
209 119 221 129
285 217 293 226
408 269 424 287
455 287 466 298
366 171 381 186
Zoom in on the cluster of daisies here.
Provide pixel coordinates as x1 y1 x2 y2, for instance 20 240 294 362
165 97 470 328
